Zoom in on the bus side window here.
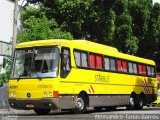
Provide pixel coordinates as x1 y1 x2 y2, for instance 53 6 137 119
138 64 143 74
104 57 110 70
110 58 116 71
151 67 156 77
74 51 81 67
61 47 71 78
147 66 151 76
74 50 88 68
96 55 102 69
147 66 156 77
89 53 95 68
142 65 147 75
133 63 138 74
117 59 122 72
128 62 133 73
122 60 127 72
81 52 88 67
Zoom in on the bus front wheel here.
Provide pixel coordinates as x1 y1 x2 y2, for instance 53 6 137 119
34 109 51 115
72 94 87 114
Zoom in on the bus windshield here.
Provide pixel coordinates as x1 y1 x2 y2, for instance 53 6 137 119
11 47 59 79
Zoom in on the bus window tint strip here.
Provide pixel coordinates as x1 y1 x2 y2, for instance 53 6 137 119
73 49 156 77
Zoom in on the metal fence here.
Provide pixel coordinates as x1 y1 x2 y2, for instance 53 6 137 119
0 83 10 109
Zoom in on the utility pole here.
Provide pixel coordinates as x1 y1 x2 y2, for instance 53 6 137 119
12 0 18 56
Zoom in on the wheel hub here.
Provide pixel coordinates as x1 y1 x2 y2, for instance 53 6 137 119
130 97 134 106
75 97 84 110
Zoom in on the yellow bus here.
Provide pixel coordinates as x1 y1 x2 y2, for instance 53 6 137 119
8 39 157 114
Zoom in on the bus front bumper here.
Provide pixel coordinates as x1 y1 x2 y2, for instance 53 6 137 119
9 97 76 110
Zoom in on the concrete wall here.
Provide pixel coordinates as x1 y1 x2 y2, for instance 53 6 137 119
0 84 9 109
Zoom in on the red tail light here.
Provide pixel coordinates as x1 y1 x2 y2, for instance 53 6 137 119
53 91 59 98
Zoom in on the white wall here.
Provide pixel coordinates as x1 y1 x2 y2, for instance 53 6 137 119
0 0 14 73
0 0 14 43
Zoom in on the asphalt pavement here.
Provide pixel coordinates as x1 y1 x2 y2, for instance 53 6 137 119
1 107 160 120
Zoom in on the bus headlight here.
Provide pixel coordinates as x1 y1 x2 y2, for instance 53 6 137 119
49 92 53 97
10 91 16 97
44 92 48 97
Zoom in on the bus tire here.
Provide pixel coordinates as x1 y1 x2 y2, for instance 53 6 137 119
135 94 144 110
72 94 87 114
126 94 136 110
34 109 51 115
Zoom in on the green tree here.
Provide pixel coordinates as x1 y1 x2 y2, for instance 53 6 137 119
0 57 12 83
145 3 160 70
17 6 73 42
114 0 138 54
25 0 116 44
129 0 152 55
104 9 116 46
85 0 116 44
21 0 160 69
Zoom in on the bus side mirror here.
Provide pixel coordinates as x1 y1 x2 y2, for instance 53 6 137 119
3 57 6 68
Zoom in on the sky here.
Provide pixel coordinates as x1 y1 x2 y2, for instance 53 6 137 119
153 0 160 3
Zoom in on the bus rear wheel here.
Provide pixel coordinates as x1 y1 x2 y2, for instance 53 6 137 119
135 95 144 110
126 94 136 110
34 109 51 115
72 94 87 114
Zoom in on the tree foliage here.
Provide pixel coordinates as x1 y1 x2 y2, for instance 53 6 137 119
113 0 138 54
0 57 12 84
18 0 160 70
17 6 73 42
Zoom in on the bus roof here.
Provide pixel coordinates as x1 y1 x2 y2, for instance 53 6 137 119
16 39 118 52
16 39 155 65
